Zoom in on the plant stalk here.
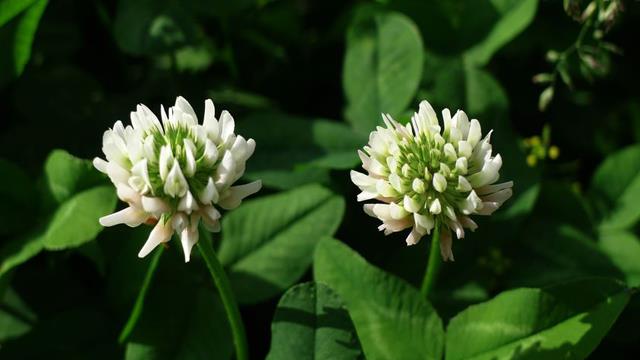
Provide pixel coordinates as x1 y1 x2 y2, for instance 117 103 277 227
420 224 441 299
198 239 248 360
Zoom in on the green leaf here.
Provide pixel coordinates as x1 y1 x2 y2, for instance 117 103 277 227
44 149 105 204
445 278 630 360
240 113 367 189
0 231 45 277
266 282 361 360
42 186 117 250
389 0 537 62
507 221 622 287
590 144 640 230
0 287 36 342
343 10 423 133
598 230 640 287
218 185 345 304
463 0 539 66
313 238 444 360
0 0 39 26
0 0 48 86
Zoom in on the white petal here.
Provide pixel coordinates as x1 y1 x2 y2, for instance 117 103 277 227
439 229 454 261
481 188 513 206
458 141 473 158
202 205 221 222
433 173 447 193
180 223 199 262
457 176 472 192
116 184 140 205
460 216 478 231
203 99 219 141
164 162 188 198
204 139 219 165
175 96 198 125
449 220 465 239
141 196 170 214
178 190 199 213
414 213 434 234
405 228 424 246
99 207 147 227
358 150 371 171
199 177 219 204
138 220 174 258
215 151 236 187
429 198 442 215
106 162 130 185
159 145 174 181
419 100 439 128
475 181 514 196
93 157 108 173
389 202 409 220
219 110 236 146
467 119 482 147
363 203 392 221
218 180 262 210
468 154 502 188
403 195 422 213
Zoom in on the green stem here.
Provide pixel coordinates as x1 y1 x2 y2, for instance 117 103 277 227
420 224 441 299
118 247 164 344
198 239 248 360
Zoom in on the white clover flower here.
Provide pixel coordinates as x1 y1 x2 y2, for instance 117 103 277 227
350 100 513 261
94 96 261 262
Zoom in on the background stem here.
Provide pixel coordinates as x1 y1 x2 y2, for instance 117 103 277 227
420 224 441 299
118 247 163 344
198 238 249 360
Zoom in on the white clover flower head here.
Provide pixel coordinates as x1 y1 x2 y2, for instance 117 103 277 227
94 96 261 262
350 100 513 261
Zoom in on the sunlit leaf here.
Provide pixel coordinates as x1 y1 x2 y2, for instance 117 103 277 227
266 282 361 360
219 185 345 304
314 238 444 360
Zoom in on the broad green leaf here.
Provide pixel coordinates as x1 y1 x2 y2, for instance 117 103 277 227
42 186 117 250
44 149 105 204
0 287 36 342
125 250 233 360
0 159 35 236
464 0 539 66
0 231 45 277
589 144 640 230
446 278 630 360
0 0 38 26
219 185 345 304
598 230 640 287
506 221 622 287
266 282 361 360
240 113 366 189
0 0 47 86
313 238 444 360
343 10 423 133
389 0 537 62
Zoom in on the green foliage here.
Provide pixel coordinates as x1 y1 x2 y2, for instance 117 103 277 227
1 0 639 358
343 9 424 133
218 185 345 304
267 282 361 360
0 0 47 86
446 278 630 360
314 238 444 360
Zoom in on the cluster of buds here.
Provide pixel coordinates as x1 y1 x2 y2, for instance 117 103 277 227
94 97 261 262
351 100 513 261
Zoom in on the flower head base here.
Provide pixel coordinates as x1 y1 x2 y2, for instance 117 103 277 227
94 96 261 262
350 100 513 261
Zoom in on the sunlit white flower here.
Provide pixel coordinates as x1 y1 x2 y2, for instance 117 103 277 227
351 100 513 261
94 96 261 262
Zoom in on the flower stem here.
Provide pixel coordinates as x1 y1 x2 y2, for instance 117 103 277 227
198 238 249 360
420 224 441 299
118 247 163 344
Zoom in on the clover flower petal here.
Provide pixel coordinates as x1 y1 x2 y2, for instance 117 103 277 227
351 100 513 260
94 96 261 262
